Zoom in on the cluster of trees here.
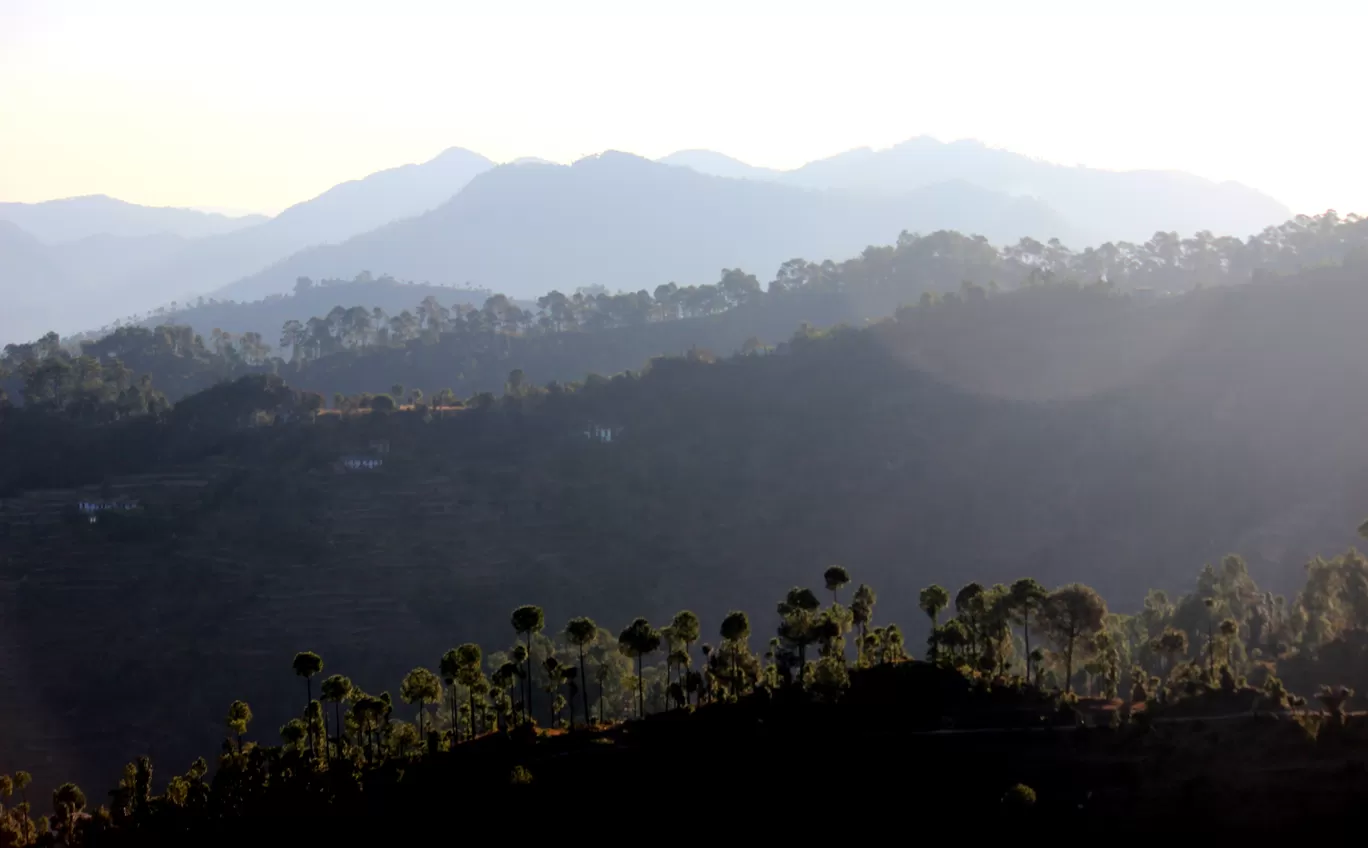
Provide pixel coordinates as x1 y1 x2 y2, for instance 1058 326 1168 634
11 210 1366 410
0 331 168 425
10 546 1368 842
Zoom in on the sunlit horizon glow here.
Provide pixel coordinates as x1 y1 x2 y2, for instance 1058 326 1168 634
1 0 1363 219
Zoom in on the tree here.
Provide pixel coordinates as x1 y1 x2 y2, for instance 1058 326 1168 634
292 651 323 710
52 783 86 840
565 616 598 727
439 648 462 740
15 770 31 805
777 587 822 674
1009 578 1048 683
851 583 877 665
370 393 396 413
400 668 443 739
511 605 546 724
720 610 751 696
1040 584 1108 693
1219 618 1239 668
226 700 253 752
824 565 850 604
320 674 354 758
618 618 662 718
454 644 485 740
919 585 950 657
1151 627 1189 675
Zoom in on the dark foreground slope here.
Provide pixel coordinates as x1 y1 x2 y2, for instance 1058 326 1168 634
26 664 1368 842
5 262 1368 794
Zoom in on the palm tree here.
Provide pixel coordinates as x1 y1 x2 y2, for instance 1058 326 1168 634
400 668 443 740
720 610 751 696
1009 578 1047 682
292 651 324 710
15 771 31 806
320 674 354 759
824 565 850 604
226 700 253 752
565 616 598 727
511 605 546 724
618 618 662 718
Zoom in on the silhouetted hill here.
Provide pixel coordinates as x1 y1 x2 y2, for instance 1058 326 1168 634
214 152 1073 302
667 137 1292 243
0 195 264 243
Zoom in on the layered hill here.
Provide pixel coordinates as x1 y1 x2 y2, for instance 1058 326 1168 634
215 152 1071 302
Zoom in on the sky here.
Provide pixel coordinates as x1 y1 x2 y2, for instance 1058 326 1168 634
0 0 1362 217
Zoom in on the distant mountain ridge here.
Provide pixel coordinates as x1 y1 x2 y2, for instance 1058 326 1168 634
0 195 265 243
659 136 1292 243
1 137 1297 346
213 151 1074 302
0 148 497 344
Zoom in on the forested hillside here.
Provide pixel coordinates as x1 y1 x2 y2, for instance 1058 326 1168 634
12 211 1361 407
6 250 1368 798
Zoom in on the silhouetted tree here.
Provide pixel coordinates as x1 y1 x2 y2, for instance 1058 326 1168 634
400 668 443 739
455 644 485 739
851 583 877 665
824 565 850 604
1041 584 1108 693
720 610 751 696
1009 578 1048 683
565 617 598 727
320 674 354 758
618 618 662 718
292 651 323 710
511 605 546 724
920 585 950 657
226 700 253 752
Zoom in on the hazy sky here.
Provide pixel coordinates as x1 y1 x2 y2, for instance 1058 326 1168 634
1 0 1361 216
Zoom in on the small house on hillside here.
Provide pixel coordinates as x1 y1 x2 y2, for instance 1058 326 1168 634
339 455 384 472
576 423 624 443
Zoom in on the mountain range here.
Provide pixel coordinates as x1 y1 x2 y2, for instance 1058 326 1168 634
0 148 496 345
213 152 1071 303
0 138 1294 346
660 138 1290 243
